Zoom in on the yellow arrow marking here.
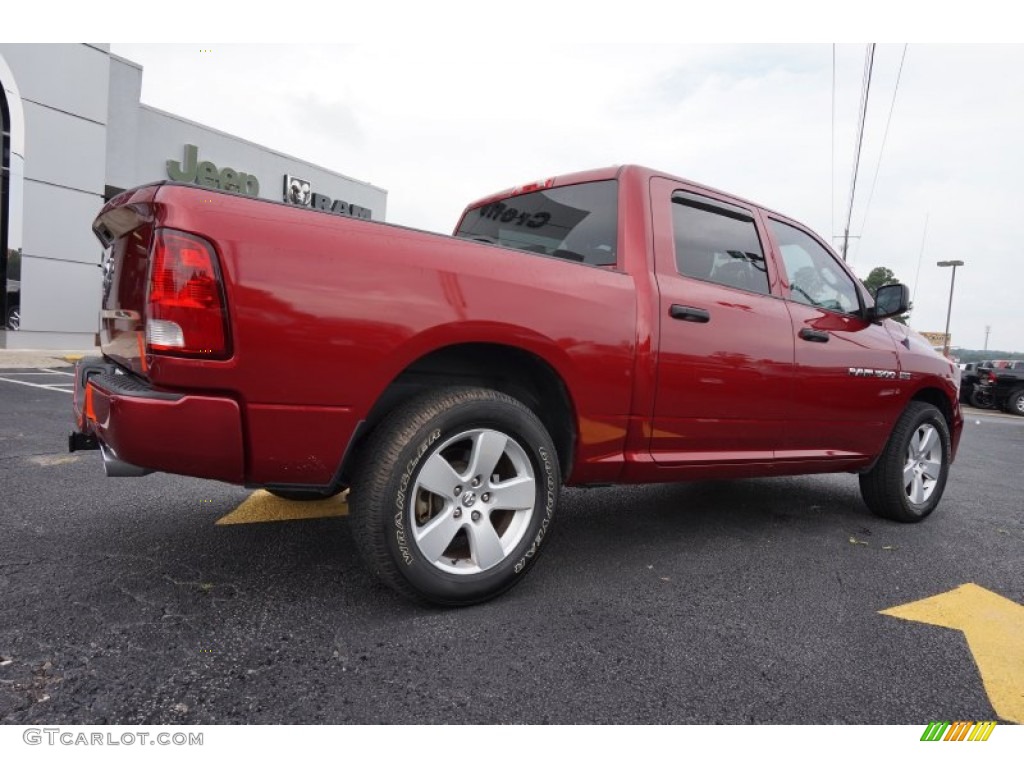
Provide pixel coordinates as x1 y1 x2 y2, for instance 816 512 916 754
215 490 349 526
880 583 1024 724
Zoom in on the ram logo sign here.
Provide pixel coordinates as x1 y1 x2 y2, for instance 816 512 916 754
285 176 312 207
283 175 372 220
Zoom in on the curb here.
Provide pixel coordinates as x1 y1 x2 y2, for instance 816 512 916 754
0 349 99 370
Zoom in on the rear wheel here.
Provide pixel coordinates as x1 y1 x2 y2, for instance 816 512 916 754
349 386 560 606
859 401 951 523
1004 388 1024 417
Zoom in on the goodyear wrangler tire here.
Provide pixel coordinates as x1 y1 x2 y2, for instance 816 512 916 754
349 387 560 606
858 401 951 523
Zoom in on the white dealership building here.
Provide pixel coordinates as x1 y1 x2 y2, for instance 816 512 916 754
0 43 387 349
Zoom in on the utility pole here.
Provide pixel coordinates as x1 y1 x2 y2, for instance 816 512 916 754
840 44 876 262
984 325 991 351
937 260 965 359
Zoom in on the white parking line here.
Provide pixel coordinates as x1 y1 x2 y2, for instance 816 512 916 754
1 371 73 375
0 369 75 394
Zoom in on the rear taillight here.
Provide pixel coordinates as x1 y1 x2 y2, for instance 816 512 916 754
987 372 998 384
146 229 230 357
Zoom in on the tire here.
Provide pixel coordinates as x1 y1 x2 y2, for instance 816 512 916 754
349 386 560 606
859 401 951 523
267 487 346 502
5 305 19 331
969 388 995 409
1004 388 1024 417
958 384 972 405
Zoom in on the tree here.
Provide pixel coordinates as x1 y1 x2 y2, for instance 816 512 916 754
863 266 896 295
862 266 911 325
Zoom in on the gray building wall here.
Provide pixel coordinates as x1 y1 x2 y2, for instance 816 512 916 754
0 44 387 350
133 106 386 220
104 55 142 193
0 43 109 349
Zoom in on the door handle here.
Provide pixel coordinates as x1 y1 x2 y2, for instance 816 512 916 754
669 304 710 323
799 327 830 343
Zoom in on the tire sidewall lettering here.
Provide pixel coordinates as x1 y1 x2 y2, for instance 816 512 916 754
514 445 556 574
393 428 442 566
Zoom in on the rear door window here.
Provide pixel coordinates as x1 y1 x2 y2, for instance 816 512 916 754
670 193 770 295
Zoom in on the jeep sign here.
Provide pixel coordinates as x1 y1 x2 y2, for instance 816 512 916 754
167 144 260 197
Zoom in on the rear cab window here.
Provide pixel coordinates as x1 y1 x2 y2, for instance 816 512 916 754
455 180 618 267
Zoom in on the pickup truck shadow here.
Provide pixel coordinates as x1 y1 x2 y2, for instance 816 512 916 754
548 474 876 558
84 474 870 604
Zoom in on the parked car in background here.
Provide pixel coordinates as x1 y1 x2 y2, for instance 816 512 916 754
973 360 1024 416
961 360 1013 408
960 361 987 405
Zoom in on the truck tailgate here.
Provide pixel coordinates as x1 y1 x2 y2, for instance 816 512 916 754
94 185 160 378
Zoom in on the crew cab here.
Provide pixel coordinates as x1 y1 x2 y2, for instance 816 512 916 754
69 166 963 605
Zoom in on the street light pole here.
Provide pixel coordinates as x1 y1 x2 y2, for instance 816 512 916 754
937 260 964 359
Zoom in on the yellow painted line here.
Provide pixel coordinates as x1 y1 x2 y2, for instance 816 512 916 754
28 454 80 466
880 583 1024 724
61 354 85 363
215 490 349 526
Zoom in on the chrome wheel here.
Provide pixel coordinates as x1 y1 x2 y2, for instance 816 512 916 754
410 428 536 575
903 423 941 505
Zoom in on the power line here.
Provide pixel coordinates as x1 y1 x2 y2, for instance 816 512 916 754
831 44 836 244
841 43 876 262
851 44 909 264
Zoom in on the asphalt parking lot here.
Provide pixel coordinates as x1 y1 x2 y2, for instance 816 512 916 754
1 367 1022 725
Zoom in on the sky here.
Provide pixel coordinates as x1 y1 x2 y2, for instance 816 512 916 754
107 41 1024 353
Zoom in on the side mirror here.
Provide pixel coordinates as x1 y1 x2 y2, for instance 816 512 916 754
870 283 910 320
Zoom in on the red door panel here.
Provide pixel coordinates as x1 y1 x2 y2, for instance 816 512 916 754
783 304 903 459
762 213 904 461
653 279 794 462
648 177 794 465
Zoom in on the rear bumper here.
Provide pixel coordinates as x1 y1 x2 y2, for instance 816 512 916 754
72 360 244 483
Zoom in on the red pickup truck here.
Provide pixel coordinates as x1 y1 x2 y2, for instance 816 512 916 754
70 165 963 605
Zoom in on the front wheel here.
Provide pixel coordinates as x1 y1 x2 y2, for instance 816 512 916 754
969 388 995 409
349 387 560 606
859 401 951 523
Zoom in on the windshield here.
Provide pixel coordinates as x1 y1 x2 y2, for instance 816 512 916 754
455 180 618 267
